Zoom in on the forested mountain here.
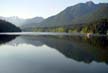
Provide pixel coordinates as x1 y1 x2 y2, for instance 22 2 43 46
21 1 108 28
71 4 108 24
36 1 108 27
0 19 21 32
19 1 108 34
37 1 95 27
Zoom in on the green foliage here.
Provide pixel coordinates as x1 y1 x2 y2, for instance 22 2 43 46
33 28 43 32
80 19 108 34
56 27 65 32
32 19 108 35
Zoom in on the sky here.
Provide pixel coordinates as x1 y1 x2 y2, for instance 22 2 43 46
0 0 108 19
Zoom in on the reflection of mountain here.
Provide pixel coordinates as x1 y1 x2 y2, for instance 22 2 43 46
9 36 43 46
19 36 108 64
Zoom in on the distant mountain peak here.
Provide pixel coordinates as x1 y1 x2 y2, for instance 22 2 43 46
86 1 95 6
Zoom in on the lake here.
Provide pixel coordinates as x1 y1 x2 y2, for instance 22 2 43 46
0 33 108 73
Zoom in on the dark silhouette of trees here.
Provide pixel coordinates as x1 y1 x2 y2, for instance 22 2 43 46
0 19 21 32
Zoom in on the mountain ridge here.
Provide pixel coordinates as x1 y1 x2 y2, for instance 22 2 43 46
29 1 108 27
0 16 44 27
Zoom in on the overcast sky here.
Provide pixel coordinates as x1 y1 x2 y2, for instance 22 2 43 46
0 0 108 18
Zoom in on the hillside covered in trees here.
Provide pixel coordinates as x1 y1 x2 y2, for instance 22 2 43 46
0 19 21 32
21 1 108 35
29 19 108 35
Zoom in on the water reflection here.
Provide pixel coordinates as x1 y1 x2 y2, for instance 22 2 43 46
0 35 17 44
0 34 108 73
8 35 108 64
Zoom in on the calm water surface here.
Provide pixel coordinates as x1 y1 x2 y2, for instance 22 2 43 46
0 33 108 73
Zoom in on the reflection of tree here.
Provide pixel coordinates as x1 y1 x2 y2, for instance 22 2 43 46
87 36 108 49
32 36 108 64
1 34 108 64
0 35 17 44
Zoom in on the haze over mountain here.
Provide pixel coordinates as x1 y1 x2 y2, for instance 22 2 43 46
0 16 44 27
22 1 108 28
0 16 25 26
22 17 44 27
